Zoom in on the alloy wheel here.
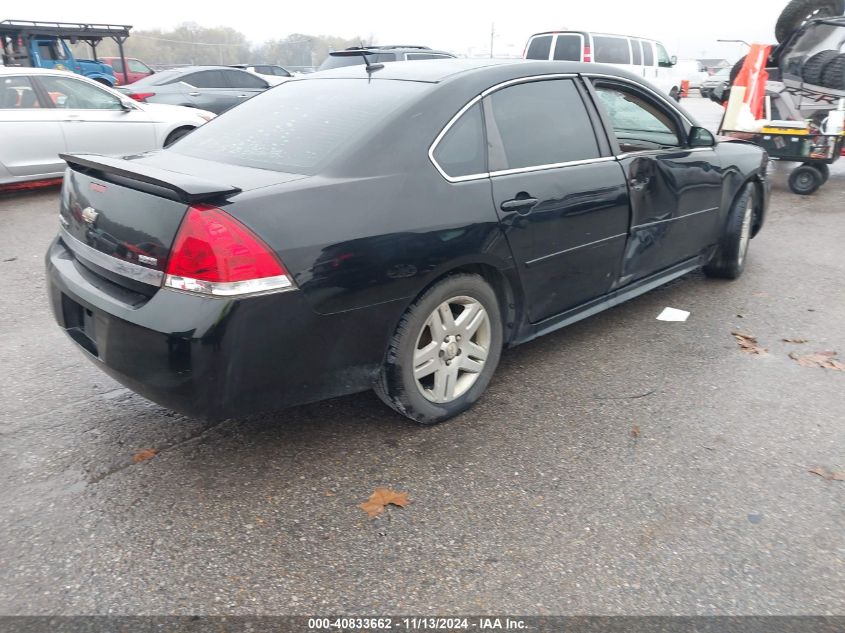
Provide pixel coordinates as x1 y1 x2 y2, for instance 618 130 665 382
413 296 491 404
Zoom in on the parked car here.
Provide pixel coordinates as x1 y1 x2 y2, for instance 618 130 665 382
230 63 293 85
46 59 769 425
117 65 270 114
318 45 455 70
100 56 154 85
700 67 732 97
0 67 213 187
0 20 120 86
524 31 682 100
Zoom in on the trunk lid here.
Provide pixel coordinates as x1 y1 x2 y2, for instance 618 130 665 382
58 152 305 296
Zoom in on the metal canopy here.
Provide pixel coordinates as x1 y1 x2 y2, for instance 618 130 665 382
0 20 132 40
0 19 133 83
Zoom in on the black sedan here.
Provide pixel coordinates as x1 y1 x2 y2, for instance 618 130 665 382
46 59 770 425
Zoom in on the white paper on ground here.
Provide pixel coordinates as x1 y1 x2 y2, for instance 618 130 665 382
657 307 690 322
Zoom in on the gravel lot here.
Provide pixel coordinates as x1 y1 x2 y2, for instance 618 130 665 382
0 97 843 615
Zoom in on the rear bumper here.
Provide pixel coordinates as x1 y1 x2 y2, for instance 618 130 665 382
46 236 403 419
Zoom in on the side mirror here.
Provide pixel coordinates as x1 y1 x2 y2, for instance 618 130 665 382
689 126 716 148
671 55 678 66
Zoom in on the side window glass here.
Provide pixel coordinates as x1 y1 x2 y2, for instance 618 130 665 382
656 43 672 68
593 36 631 64
642 41 655 66
433 102 486 178
486 79 600 171
525 36 553 60
37 76 123 110
593 84 681 152
225 70 268 89
128 60 151 73
631 40 643 65
0 76 42 108
110 59 124 73
184 71 226 89
553 35 582 61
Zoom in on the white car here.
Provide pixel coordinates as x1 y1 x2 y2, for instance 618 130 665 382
524 31 682 100
0 67 215 187
229 64 294 86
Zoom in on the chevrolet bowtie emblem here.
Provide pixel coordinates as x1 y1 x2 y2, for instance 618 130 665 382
81 207 99 225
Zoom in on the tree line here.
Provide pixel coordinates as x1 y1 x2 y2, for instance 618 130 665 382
73 23 374 69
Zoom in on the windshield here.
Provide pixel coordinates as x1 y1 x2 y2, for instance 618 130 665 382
170 78 428 175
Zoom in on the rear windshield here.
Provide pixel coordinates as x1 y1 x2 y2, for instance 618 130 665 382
170 78 428 175
318 53 394 70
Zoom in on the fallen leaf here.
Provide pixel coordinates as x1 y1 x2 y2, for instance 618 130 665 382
132 448 158 463
789 351 845 371
809 467 845 482
631 425 641 438
359 488 409 518
782 338 809 344
731 332 768 355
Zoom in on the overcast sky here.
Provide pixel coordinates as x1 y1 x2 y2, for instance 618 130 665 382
15 0 782 60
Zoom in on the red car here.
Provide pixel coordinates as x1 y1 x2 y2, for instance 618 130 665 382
100 56 154 85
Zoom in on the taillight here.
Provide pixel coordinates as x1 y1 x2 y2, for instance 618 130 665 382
164 204 294 297
127 92 155 102
583 45 592 63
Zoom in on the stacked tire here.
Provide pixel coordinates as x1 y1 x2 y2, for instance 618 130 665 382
775 0 845 43
800 50 845 89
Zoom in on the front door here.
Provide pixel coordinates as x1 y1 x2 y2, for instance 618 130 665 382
589 78 723 285
485 77 631 323
35 74 156 156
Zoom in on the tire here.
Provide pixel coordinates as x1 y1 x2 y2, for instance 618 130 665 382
374 274 503 425
704 184 755 280
820 53 845 89
815 162 831 184
802 50 840 85
164 127 195 148
775 0 845 43
788 164 824 194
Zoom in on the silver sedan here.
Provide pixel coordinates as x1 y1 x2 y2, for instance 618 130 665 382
0 67 215 188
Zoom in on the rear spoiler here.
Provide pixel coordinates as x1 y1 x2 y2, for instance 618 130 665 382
60 153 242 203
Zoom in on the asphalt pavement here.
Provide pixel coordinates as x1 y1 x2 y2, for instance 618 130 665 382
0 97 843 615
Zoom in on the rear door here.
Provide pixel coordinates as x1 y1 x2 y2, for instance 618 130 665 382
484 77 630 322
588 77 723 284
524 34 554 60
552 33 584 61
34 74 157 156
0 74 66 178
179 70 239 113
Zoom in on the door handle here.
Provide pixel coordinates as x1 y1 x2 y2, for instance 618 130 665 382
236 94 249 98
188 92 201 97
629 176 651 191
500 194 539 215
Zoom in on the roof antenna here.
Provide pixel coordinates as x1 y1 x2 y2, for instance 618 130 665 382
360 39 384 73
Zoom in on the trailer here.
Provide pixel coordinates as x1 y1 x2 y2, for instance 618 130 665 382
0 19 132 85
